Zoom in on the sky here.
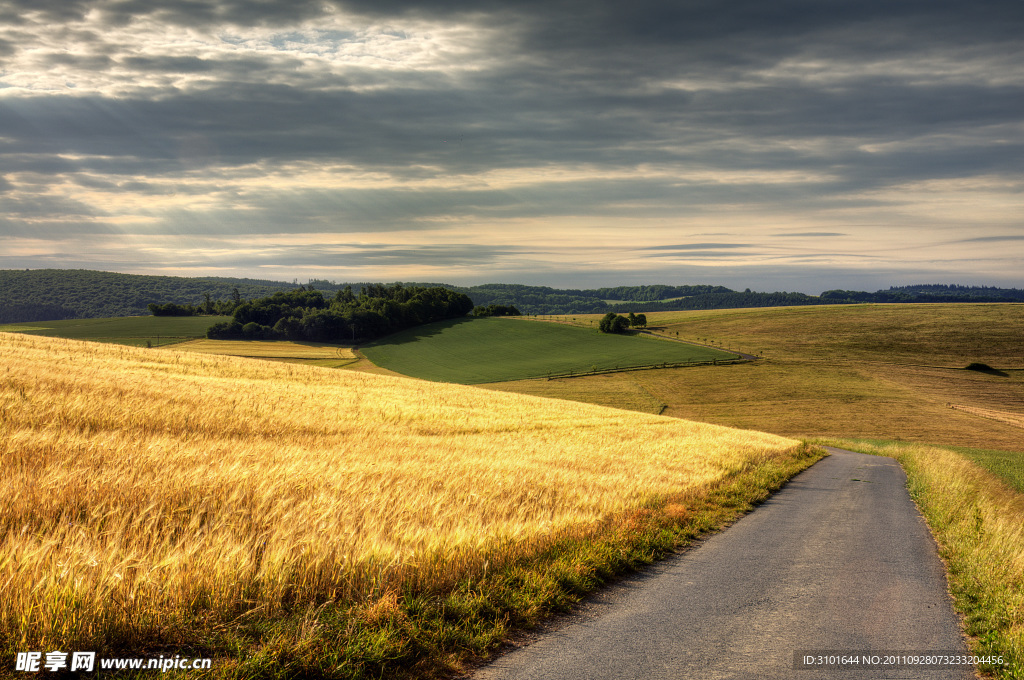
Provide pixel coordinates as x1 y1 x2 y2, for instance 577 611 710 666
0 0 1022 294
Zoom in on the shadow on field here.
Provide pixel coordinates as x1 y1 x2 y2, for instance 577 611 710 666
965 362 1010 377
362 317 477 346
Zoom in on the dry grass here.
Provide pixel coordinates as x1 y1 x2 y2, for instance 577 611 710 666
0 332 804 666
636 302 1024 365
819 438 1024 678
496 304 1024 451
171 339 359 369
949 405 1024 430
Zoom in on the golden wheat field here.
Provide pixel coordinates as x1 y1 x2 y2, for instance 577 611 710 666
0 332 800 655
172 339 356 360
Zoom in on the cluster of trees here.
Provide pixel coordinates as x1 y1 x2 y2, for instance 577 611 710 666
148 302 200 316
148 291 243 316
206 284 473 343
598 312 647 333
472 304 522 317
0 303 78 324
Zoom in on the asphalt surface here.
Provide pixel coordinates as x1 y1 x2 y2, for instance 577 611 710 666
471 448 973 680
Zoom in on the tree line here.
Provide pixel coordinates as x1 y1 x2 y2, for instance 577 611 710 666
147 290 244 317
4 269 1022 324
205 284 473 343
471 304 522 317
820 287 1024 303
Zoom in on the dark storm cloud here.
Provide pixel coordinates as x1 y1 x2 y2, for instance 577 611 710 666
4 82 1018 199
3 2 1022 200
2 0 1020 172
327 0 1024 44
120 56 220 73
1 0 93 22
4 81 1019 203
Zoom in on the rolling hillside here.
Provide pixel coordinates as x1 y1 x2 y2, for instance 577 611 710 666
360 317 738 383
0 331 813 678
484 304 1024 452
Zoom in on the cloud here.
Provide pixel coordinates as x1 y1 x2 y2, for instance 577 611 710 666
640 251 757 259
774 232 846 237
0 194 99 218
642 243 752 250
955 234 1024 243
0 0 1020 289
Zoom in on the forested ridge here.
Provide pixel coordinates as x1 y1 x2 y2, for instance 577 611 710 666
0 270 305 323
2 269 1021 324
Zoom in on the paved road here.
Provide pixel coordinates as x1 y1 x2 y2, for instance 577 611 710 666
472 448 972 679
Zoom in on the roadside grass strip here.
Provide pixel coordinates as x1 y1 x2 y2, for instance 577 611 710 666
818 438 1024 679
361 317 737 384
2 332 817 679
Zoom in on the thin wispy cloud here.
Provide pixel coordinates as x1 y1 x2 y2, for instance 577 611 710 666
774 233 846 238
955 235 1024 243
0 0 1021 292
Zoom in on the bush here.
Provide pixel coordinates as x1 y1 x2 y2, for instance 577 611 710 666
206 320 243 339
598 313 630 334
242 322 274 339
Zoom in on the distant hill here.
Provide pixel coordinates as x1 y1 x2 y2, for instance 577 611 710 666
0 270 305 323
1 269 1021 324
461 283 736 314
1 271 743 321
820 285 1024 304
885 284 1024 301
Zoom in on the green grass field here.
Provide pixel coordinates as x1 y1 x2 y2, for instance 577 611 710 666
949 444 1024 493
360 317 738 384
0 315 230 347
